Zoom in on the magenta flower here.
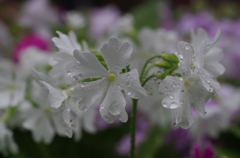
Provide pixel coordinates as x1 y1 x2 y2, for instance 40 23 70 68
12 34 50 63
189 143 215 158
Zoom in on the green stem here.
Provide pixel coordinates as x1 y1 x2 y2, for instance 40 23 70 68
140 55 164 82
141 74 156 87
130 99 138 158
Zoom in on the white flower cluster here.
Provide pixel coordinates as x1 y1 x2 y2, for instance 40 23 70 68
0 24 225 155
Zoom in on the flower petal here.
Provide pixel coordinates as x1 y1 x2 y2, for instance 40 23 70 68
66 50 108 80
100 84 127 123
71 78 108 111
52 31 81 54
32 68 55 86
100 37 132 72
174 41 194 78
117 69 147 99
174 95 194 129
195 68 221 93
188 78 211 115
158 76 184 109
40 81 66 108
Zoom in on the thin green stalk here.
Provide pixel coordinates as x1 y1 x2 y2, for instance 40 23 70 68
130 99 138 158
141 74 156 87
139 55 164 82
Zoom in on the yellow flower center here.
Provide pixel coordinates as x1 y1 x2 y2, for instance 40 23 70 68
108 74 116 82
44 108 51 114
184 81 189 87
8 84 16 90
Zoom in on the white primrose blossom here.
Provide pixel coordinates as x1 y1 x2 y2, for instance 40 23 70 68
0 121 18 155
50 31 87 80
22 82 73 142
32 68 75 130
19 47 52 77
65 11 86 29
0 62 26 108
190 28 223 93
159 42 212 129
67 37 147 123
130 28 178 72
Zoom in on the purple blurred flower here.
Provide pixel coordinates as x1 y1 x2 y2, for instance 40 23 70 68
12 34 50 63
159 3 174 30
116 132 145 156
89 5 120 39
165 128 194 156
188 143 215 158
177 12 214 34
116 110 150 156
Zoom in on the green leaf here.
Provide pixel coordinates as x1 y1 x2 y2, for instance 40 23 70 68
131 0 161 30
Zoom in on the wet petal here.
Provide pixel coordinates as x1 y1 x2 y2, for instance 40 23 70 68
66 50 108 80
188 78 211 115
52 31 81 54
158 76 184 109
117 69 147 99
100 37 132 72
100 84 127 123
174 41 194 78
71 78 108 111
174 95 194 129
40 81 66 108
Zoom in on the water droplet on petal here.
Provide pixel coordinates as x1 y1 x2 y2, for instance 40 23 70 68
170 102 178 109
169 94 174 99
162 102 168 108
101 107 104 110
179 55 183 60
83 107 88 111
185 44 190 50
164 86 168 90
127 92 132 96
180 100 184 105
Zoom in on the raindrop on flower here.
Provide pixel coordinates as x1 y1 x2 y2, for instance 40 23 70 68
185 44 190 50
169 94 174 99
170 102 178 109
179 55 183 60
162 102 168 108
127 92 131 96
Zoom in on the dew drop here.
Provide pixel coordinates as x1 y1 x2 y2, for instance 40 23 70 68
172 83 177 88
170 102 178 109
180 100 184 105
80 83 85 88
162 102 168 108
127 92 132 96
179 55 183 60
206 80 210 83
101 107 104 110
169 94 174 99
185 44 190 50
83 107 88 111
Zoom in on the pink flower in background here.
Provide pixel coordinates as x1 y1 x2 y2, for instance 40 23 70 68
188 143 215 158
12 34 50 63
89 5 120 39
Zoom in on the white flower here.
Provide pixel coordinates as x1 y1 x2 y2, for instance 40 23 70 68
109 14 134 35
22 82 73 143
0 63 26 108
191 28 225 78
67 37 147 123
0 121 18 155
19 47 51 77
158 42 212 129
68 99 97 141
65 11 86 29
139 80 173 127
50 31 83 79
130 28 178 72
